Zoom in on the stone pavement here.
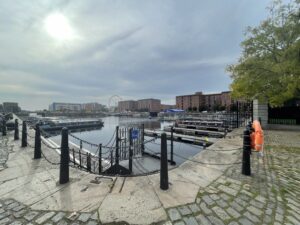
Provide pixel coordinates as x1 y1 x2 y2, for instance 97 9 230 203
1 127 300 224
165 129 300 225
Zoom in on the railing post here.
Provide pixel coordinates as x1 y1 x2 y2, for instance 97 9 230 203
242 129 251 176
170 126 175 165
99 144 102 174
141 124 145 154
34 124 41 159
160 133 169 190
60 127 69 184
110 151 113 166
73 148 76 165
80 140 82 149
21 121 27 147
87 153 91 172
79 149 82 168
236 101 239 128
14 119 19 140
2 119 6 136
129 128 133 174
115 126 119 166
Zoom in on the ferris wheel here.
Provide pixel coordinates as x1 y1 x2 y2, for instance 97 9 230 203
108 95 122 112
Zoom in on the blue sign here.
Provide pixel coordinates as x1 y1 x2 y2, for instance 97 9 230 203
131 129 139 140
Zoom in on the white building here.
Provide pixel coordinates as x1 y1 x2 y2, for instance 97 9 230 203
49 102 82 111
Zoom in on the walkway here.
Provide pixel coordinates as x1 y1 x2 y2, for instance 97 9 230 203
0 127 299 224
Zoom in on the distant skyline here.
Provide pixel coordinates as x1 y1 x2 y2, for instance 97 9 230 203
0 0 271 110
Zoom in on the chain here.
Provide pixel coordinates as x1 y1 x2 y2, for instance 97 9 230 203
41 138 61 150
69 133 99 148
40 149 60 165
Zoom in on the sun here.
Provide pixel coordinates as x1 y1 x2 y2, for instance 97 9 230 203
44 13 74 40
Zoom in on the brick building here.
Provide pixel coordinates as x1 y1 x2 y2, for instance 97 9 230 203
118 100 138 112
137 99 161 112
118 99 162 113
176 91 232 111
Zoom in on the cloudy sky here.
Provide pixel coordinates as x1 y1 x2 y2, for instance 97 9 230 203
0 0 271 110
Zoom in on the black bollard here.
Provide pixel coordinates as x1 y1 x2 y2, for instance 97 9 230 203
59 127 69 184
14 119 19 140
247 121 251 130
242 129 251 176
2 119 7 136
129 128 133 174
160 133 169 190
21 121 27 147
34 124 41 159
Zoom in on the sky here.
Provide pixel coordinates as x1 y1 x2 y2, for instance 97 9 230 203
0 0 272 110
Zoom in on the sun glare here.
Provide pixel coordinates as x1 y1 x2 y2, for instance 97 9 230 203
44 13 74 40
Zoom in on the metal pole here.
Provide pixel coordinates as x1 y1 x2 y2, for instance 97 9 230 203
79 150 82 168
141 124 145 154
21 121 27 147
160 133 169 190
242 129 251 176
80 140 82 149
87 153 91 172
115 126 119 166
251 100 253 122
34 124 41 159
170 126 175 165
14 119 19 140
110 151 113 167
59 127 69 184
236 101 239 128
129 128 133 174
99 144 102 174
2 119 6 136
73 148 76 165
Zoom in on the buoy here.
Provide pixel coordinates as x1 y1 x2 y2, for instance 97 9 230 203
250 120 264 152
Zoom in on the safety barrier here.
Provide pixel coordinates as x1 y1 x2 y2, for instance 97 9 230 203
13 120 260 190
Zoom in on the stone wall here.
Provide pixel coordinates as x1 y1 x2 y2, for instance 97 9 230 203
253 99 268 128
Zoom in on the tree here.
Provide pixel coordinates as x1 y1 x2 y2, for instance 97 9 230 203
227 0 300 106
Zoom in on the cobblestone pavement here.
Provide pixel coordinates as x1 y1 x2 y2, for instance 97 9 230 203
1 129 300 225
164 130 300 225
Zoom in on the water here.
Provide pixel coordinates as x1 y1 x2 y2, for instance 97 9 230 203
50 116 203 172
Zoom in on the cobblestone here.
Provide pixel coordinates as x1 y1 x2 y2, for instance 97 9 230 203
196 215 211 225
183 216 198 225
211 206 231 220
51 212 66 223
188 203 200 213
24 211 40 221
165 130 300 225
226 207 241 219
35 212 56 224
168 208 181 221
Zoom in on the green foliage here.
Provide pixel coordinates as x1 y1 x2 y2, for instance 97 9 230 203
227 0 300 106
